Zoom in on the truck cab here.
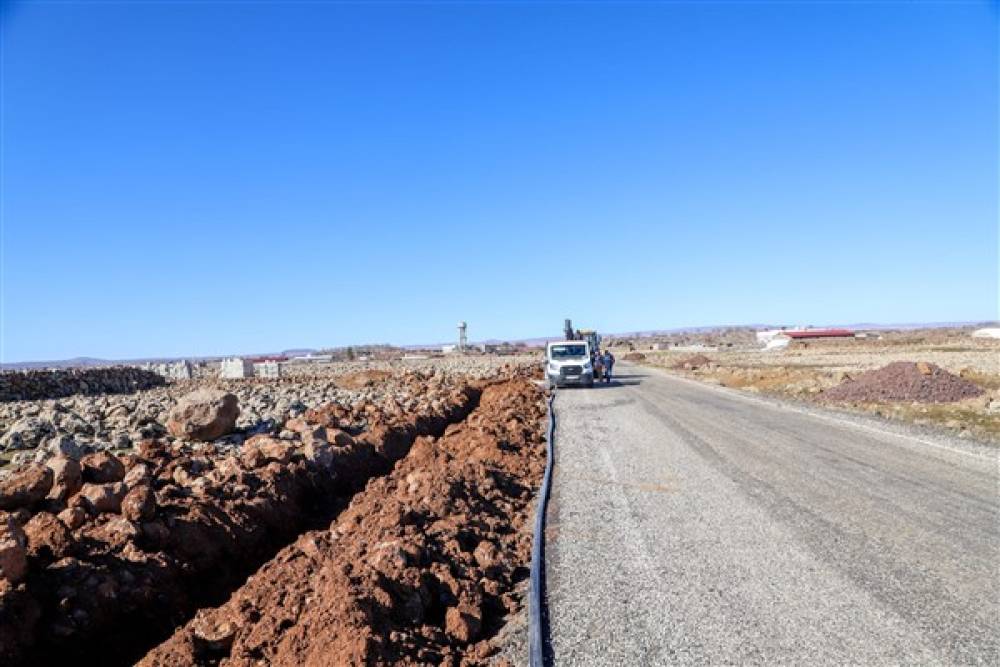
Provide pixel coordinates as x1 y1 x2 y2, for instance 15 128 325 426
546 340 594 388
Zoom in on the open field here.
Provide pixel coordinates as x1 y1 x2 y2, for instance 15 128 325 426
616 328 1000 443
0 356 545 665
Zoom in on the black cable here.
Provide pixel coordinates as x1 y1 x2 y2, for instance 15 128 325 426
529 390 556 667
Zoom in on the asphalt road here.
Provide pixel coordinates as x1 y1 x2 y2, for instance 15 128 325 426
544 363 999 665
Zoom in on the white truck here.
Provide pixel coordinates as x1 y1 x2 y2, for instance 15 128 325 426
545 340 594 389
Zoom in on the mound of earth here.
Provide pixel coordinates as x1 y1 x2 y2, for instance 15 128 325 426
672 354 712 370
822 361 985 404
334 370 393 390
623 352 646 362
138 377 546 666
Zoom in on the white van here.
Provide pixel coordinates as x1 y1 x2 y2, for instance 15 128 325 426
545 340 594 388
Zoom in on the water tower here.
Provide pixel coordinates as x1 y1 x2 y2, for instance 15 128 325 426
458 321 468 352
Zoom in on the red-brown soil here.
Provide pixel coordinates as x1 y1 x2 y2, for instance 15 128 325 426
138 377 546 666
334 370 394 390
623 352 646 362
0 383 480 666
822 361 985 404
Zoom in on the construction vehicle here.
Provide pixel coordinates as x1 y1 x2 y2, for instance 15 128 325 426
563 319 602 355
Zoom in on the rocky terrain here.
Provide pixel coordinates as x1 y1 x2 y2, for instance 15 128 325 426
0 367 165 403
633 329 1000 442
0 357 546 666
0 355 539 467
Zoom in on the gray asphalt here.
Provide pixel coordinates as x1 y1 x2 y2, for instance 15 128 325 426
544 363 999 666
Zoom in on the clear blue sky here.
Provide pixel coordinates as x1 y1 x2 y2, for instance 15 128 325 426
2 1 997 361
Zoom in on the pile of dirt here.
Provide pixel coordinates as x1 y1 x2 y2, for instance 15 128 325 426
672 354 713 371
822 361 985 404
138 377 546 666
623 352 646 362
0 381 480 666
334 370 393 390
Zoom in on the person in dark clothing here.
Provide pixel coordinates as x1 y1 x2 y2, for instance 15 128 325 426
602 350 615 383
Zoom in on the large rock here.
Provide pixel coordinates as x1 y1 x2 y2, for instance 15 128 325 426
23 511 72 560
0 465 54 510
78 482 126 514
0 512 28 584
0 417 54 451
81 452 126 484
45 456 83 502
121 484 156 522
167 390 240 441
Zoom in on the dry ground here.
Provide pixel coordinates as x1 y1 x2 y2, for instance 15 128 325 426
617 328 1000 443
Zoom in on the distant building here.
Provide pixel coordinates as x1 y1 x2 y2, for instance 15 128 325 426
290 354 333 363
143 360 192 380
441 345 458 354
254 360 282 378
167 360 193 380
972 328 1000 339
220 357 253 378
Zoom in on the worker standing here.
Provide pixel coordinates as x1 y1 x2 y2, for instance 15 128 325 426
602 350 615 383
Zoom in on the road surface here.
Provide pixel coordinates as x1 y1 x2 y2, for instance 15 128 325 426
544 364 999 665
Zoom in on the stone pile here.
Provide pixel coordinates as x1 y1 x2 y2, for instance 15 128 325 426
0 367 166 403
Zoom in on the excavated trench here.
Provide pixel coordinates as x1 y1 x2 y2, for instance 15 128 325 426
137 376 547 666
0 383 482 667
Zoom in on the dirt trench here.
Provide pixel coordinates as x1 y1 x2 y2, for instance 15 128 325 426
0 384 481 667
138 376 547 666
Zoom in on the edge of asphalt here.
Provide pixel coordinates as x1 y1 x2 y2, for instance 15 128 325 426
628 362 999 470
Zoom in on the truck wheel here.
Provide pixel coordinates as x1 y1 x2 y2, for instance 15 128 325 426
585 379 594 388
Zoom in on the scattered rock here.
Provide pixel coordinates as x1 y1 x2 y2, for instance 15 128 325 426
166 390 239 441
78 482 126 514
80 452 125 484
0 512 28 584
0 465 54 510
121 485 156 522
45 457 83 502
22 512 72 560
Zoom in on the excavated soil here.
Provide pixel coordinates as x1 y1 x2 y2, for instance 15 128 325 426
0 381 480 666
822 361 985 404
139 377 546 666
622 353 646 362
334 370 394 390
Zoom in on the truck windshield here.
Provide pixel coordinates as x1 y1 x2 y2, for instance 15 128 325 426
550 344 587 359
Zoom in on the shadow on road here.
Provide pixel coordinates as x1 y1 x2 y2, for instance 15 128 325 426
557 375 642 389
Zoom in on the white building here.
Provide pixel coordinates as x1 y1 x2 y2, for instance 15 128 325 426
972 328 1000 339
220 357 253 379
167 360 192 380
254 360 282 378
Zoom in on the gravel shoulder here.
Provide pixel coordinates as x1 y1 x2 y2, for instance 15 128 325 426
545 363 999 665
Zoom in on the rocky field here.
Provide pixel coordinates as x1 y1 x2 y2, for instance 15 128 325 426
0 356 546 666
0 355 540 466
626 330 1000 443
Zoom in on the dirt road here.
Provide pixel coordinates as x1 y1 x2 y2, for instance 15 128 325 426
544 364 999 665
